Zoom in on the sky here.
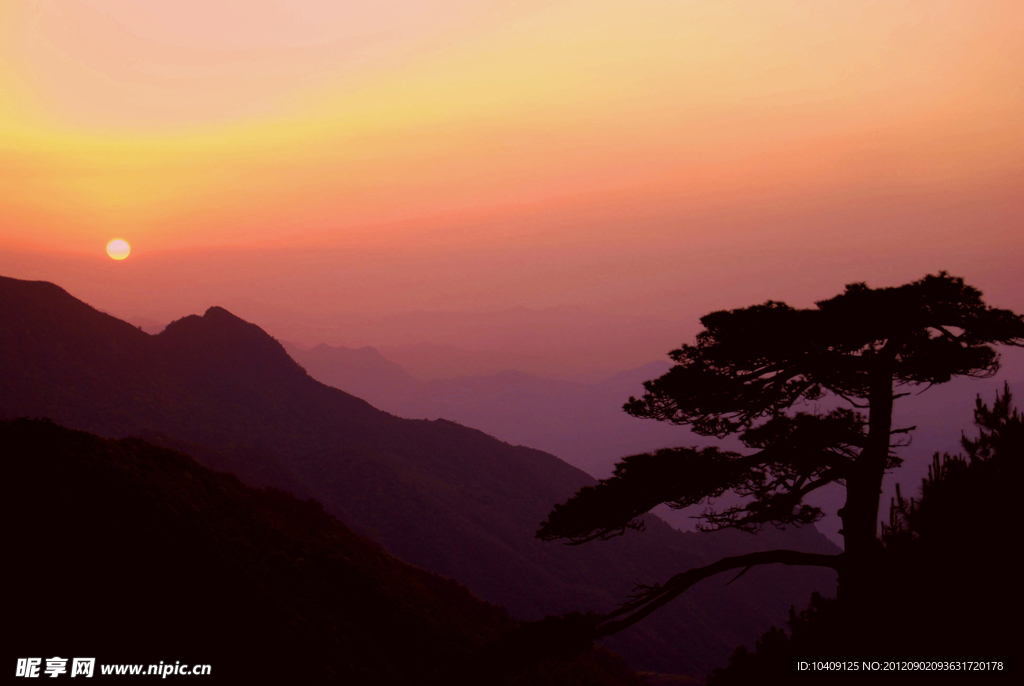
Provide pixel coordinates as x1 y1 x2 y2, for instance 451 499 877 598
1 0 1022 377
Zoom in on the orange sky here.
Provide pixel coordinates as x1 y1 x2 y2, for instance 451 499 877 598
1 0 1022 375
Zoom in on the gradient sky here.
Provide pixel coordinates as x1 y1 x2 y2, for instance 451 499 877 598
1 0 1022 375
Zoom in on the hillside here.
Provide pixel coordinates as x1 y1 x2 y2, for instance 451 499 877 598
0 275 837 676
4 418 640 685
284 340 680 478
285 341 1024 543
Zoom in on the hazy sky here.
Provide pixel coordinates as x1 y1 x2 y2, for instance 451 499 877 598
2 1 1021 374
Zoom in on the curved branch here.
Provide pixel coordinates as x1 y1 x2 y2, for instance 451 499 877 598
829 390 870 409
594 549 843 639
932 324 963 344
794 470 842 499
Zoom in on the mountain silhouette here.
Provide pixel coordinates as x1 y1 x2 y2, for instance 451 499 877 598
283 341 682 479
284 341 1024 542
284 341 421 403
0 275 836 676
4 418 640 685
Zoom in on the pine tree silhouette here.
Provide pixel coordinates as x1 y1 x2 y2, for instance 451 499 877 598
538 273 1023 638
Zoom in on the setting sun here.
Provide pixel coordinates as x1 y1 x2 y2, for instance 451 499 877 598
106 239 130 260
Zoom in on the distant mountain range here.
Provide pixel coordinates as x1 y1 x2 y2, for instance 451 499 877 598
283 337 1024 545
283 341 683 479
0 275 836 676
131 303 690 380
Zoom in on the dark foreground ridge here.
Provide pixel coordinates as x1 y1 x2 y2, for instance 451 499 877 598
0 275 836 675
4 418 642 685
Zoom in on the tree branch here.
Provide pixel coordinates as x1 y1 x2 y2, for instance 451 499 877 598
932 325 963 344
795 471 842 498
594 549 843 639
825 387 870 409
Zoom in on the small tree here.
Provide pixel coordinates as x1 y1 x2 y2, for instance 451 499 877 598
538 273 1023 637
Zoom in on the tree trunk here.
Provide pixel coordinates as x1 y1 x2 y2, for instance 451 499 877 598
838 362 893 600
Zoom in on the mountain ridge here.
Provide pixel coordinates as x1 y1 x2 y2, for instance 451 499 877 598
0 274 837 676
285 340 681 478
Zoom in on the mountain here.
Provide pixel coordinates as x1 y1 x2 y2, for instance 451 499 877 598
0 275 836 676
284 341 680 479
284 341 421 403
277 305 686 380
125 315 167 335
285 341 1024 541
4 418 640 685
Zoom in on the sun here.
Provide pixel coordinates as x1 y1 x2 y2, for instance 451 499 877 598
106 239 131 260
